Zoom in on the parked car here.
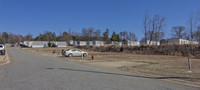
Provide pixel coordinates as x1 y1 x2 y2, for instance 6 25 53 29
0 44 6 55
63 49 88 57
11 44 15 47
20 44 28 48
0 42 5 45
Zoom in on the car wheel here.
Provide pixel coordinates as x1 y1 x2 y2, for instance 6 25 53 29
68 53 73 57
83 53 87 57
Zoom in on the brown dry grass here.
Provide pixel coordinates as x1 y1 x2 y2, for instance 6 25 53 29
21 47 200 83
0 55 6 64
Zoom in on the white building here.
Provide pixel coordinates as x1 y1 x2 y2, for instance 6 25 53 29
141 40 160 45
93 41 104 46
22 41 67 48
23 41 48 48
23 41 31 47
86 41 93 46
168 38 199 45
31 41 49 48
132 41 140 46
125 40 140 46
51 41 67 47
77 41 87 46
69 40 73 45
73 41 78 46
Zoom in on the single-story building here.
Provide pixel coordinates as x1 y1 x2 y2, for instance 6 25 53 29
123 40 140 46
69 40 73 45
51 41 67 47
73 41 78 46
31 41 49 48
140 40 160 45
86 41 93 46
93 41 104 46
131 41 140 46
77 41 87 46
22 41 31 47
22 41 67 48
168 38 199 45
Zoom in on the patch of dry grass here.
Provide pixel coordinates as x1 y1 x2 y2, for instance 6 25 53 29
0 55 7 64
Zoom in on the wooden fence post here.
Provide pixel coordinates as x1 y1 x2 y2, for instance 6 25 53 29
188 56 191 69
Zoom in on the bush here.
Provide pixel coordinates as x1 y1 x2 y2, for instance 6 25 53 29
48 41 51 47
47 41 57 47
51 43 57 47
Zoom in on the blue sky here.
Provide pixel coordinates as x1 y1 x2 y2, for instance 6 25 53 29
0 0 200 40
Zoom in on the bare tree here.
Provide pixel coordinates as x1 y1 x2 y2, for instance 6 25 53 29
2 32 8 43
146 15 166 44
188 15 197 40
171 26 187 39
88 27 94 37
72 31 81 41
24 34 33 41
67 29 72 42
0 33 2 42
129 32 137 41
195 26 200 42
8 33 15 44
119 31 137 41
94 29 101 40
103 29 109 41
144 11 148 43
193 11 200 41
18 35 24 42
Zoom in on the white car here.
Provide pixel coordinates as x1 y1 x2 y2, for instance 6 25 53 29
0 44 6 55
63 49 88 57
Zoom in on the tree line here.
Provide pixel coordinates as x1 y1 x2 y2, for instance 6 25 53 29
0 32 32 44
0 28 137 44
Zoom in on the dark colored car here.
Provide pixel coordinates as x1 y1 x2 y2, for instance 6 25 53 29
20 44 28 48
11 44 15 47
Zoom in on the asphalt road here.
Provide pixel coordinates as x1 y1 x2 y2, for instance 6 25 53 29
0 46 199 90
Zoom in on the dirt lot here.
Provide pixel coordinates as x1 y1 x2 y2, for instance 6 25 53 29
21 47 200 83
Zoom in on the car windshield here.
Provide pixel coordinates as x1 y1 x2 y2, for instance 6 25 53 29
0 45 3 48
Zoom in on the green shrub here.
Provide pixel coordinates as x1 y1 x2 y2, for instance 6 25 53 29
48 41 51 47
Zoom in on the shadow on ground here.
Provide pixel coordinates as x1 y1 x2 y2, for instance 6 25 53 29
56 56 66 58
45 67 199 80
